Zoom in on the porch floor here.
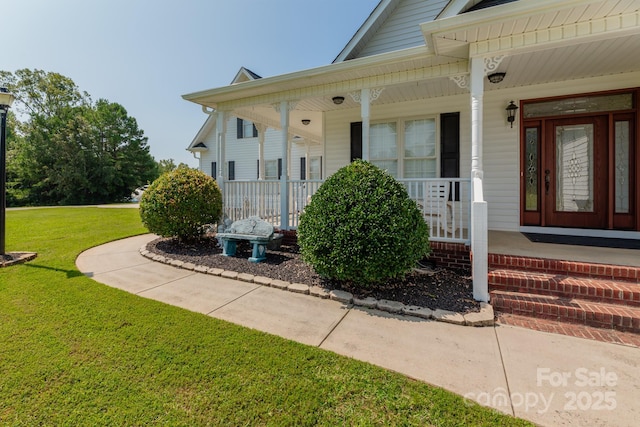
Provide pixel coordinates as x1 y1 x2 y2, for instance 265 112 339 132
489 231 640 268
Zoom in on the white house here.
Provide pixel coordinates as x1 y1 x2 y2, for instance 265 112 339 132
184 0 640 302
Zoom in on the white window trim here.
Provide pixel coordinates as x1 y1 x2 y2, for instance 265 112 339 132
369 115 440 178
264 159 279 181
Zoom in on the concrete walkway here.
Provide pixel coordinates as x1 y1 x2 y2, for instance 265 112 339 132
76 234 640 427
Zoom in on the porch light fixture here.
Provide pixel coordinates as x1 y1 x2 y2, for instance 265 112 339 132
332 96 344 105
506 100 518 128
301 119 310 125
0 87 16 255
487 72 506 84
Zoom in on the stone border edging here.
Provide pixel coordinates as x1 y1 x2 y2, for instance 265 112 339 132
0 252 38 268
139 244 494 327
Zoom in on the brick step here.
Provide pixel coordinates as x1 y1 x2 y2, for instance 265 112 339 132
489 269 640 307
490 290 640 333
495 313 640 348
488 253 640 284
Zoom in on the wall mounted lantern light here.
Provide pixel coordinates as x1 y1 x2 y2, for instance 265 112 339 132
332 96 345 105
301 119 310 125
0 87 16 255
487 72 505 84
506 100 518 128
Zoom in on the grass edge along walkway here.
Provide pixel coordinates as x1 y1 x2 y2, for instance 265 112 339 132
0 207 532 426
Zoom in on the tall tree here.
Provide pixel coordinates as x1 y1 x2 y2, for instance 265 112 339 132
1 69 159 206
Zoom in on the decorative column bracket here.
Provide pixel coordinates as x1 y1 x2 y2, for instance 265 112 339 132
348 87 384 104
449 75 469 90
483 55 505 74
272 100 298 113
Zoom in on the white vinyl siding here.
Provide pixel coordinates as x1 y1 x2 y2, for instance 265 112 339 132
356 0 448 58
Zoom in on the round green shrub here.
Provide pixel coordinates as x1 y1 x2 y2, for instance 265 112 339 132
298 160 430 286
139 167 222 242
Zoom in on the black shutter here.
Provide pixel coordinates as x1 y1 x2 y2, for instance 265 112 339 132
228 161 235 181
211 161 217 180
300 157 306 180
277 158 282 180
252 124 258 138
440 112 460 201
350 122 363 162
257 159 260 179
237 118 243 139
319 156 323 179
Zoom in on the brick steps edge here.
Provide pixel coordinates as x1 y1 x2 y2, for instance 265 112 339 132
490 290 640 333
488 254 640 284
489 269 640 307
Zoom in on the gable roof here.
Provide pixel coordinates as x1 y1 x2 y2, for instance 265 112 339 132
334 0 524 61
334 0 403 62
231 67 262 84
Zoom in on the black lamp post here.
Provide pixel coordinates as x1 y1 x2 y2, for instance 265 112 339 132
0 87 16 255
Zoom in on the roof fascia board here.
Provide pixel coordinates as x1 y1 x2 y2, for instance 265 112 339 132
422 0 611 54
187 114 216 150
333 0 398 63
183 45 432 106
214 59 468 111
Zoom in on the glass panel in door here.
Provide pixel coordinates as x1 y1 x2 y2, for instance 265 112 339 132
555 124 594 213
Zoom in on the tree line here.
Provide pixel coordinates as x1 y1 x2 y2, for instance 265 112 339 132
1 69 181 206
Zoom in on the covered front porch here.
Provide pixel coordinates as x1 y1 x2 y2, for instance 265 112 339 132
222 177 471 243
184 0 640 303
489 230 640 267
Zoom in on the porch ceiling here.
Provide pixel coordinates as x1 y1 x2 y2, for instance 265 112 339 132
184 0 640 141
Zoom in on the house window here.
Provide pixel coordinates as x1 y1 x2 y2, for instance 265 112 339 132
351 115 452 180
404 118 436 178
237 118 258 139
369 118 438 178
301 156 322 180
370 122 398 177
265 159 282 180
227 161 235 181
211 161 217 179
309 156 322 180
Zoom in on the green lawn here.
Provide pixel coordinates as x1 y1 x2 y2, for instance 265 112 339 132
0 207 532 426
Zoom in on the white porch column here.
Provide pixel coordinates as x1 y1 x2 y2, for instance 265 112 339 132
305 140 310 179
361 89 371 161
279 101 290 230
349 88 384 161
255 124 267 180
216 110 227 192
470 56 489 302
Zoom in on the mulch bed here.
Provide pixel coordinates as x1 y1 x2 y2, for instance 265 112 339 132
146 236 480 314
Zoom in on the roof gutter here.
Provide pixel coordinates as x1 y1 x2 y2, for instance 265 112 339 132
182 45 431 107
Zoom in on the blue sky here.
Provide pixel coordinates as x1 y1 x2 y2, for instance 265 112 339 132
4 0 380 167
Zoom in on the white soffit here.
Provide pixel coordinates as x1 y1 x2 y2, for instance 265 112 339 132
422 0 640 57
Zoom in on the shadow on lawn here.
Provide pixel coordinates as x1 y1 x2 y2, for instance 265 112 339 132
25 263 84 278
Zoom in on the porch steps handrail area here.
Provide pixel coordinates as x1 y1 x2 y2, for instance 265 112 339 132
488 254 640 335
222 178 471 243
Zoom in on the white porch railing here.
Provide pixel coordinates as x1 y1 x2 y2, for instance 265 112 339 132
222 178 470 243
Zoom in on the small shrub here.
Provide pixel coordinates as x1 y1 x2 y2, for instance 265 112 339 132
298 160 430 286
139 167 222 242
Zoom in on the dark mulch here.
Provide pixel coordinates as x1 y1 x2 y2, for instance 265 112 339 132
146 236 480 314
